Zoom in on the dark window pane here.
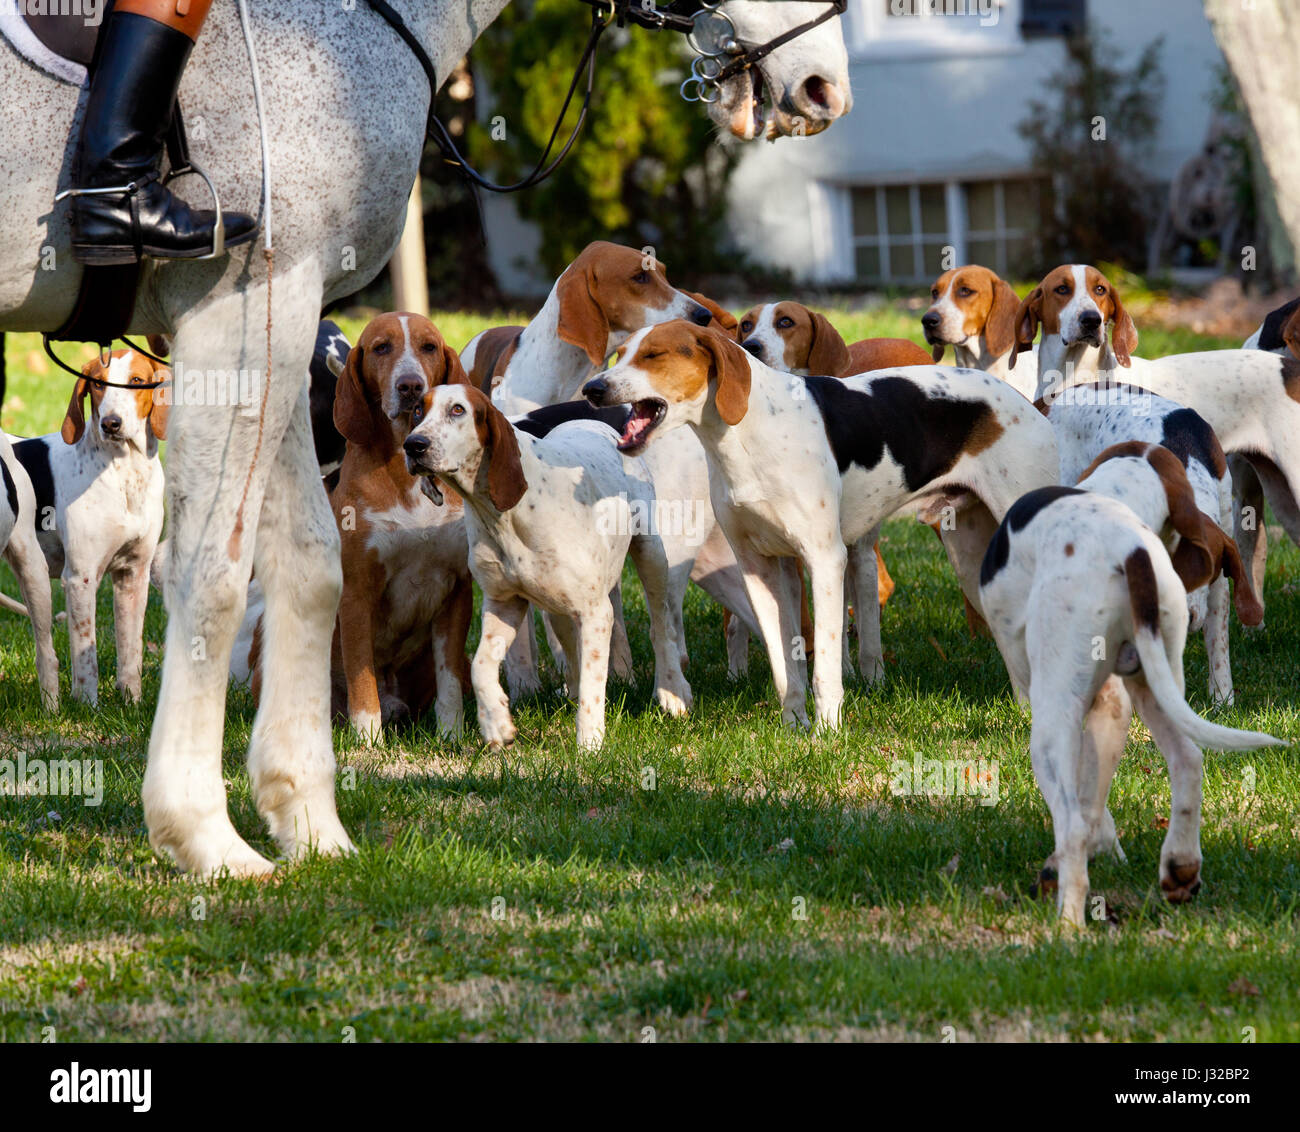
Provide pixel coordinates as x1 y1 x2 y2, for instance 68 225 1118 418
919 183 947 235
852 187 879 238
885 185 913 236
855 244 882 281
966 181 997 233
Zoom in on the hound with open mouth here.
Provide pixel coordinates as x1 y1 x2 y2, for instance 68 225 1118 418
402 385 692 751
584 320 1058 731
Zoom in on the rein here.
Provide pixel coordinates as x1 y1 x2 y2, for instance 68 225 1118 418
363 0 846 193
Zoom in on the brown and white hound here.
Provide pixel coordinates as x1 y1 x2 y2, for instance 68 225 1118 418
329 312 474 742
922 265 1037 400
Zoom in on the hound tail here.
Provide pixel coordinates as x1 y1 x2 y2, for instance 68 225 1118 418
1125 547 1285 751
0 592 29 617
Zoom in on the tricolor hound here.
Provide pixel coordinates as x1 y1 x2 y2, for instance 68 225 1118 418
979 442 1281 925
738 300 933 378
402 385 692 750
0 435 58 706
922 265 1038 401
585 321 1058 730
1012 264 1300 617
329 313 473 742
12 349 166 704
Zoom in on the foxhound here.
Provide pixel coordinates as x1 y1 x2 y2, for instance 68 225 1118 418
0 434 58 706
329 312 474 742
1012 264 1300 617
979 442 1281 925
1243 296 1300 357
402 385 692 750
737 300 933 377
480 241 759 681
585 321 1058 730
734 300 920 648
10 350 166 705
922 265 1038 400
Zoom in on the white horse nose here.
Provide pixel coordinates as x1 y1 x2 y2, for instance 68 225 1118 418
794 73 848 122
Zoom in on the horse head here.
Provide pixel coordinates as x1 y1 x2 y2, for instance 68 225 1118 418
707 1 852 140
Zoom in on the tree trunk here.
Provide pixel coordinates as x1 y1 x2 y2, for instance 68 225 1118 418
389 177 429 316
1204 0 1300 285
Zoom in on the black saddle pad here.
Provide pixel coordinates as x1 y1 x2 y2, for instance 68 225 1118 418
23 4 103 68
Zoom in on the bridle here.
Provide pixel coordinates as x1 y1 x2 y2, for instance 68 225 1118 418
364 0 847 193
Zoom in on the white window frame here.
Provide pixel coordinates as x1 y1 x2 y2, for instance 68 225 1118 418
833 177 1042 286
844 0 1023 61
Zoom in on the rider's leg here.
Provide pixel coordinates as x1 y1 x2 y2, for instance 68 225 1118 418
67 0 258 265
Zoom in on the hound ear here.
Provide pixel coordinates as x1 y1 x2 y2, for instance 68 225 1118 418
1147 445 1215 592
149 368 172 440
441 341 472 388
484 401 527 511
62 375 90 445
1109 286 1138 367
1010 287 1043 370
332 346 375 445
685 290 737 332
807 312 851 377
1283 305 1300 361
985 278 1021 359
702 328 752 425
556 264 610 366
1207 523 1265 626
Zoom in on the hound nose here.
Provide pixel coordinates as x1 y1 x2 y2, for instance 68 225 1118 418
921 311 941 331
403 435 430 459
582 376 608 404
396 377 424 401
1079 310 1102 333
741 338 764 359
100 414 122 436
690 305 712 326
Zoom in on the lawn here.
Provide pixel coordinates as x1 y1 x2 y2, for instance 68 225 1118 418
1 306 1297 1042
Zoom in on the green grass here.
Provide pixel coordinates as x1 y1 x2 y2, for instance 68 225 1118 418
1 307 1298 1043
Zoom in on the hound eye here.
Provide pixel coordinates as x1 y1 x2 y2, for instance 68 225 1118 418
372 341 391 355
450 404 466 417
777 317 794 328
411 406 424 423
420 341 439 353
632 271 649 285
1055 285 1070 296
642 350 663 361
958 287 973 297
931 289 939 299
740 321 753 333
1095 285 1106 296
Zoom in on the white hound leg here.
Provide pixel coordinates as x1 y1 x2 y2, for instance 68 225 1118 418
1130 683 1206 905
4 520 58 708
574 598 615 751
735 547 808 728
143 270 321 877
61 563 100 705
805 542 848 730
1028 690 1090 926
474 596 527 748
1203 576 1234 706
246 376 353 862
607 585 635 683
1229 455 1266 614
110 555 151 702
1077 675 1131 862
503 609 542 701
628 532 692 717
847 531 884 685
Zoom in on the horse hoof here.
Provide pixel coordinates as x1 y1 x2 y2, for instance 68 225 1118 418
1161 859 1202 904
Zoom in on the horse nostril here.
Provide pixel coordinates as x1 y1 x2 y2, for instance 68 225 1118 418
742 339 763 358
403 435 429 458
803 75 829 108
690 305 712 326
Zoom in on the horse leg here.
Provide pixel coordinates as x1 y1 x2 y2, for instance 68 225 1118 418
142 269 319 876
246 374 353 861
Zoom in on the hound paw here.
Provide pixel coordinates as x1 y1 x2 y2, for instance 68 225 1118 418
656 686 691 717
1160 858 1202 904
480 714 517 750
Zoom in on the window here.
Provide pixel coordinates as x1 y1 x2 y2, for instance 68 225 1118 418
846 0 1020 57
848 178 1048 284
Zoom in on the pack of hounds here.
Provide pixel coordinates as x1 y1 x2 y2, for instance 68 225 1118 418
2 243 1298 925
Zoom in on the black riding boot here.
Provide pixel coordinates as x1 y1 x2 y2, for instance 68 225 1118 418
67 2 258 265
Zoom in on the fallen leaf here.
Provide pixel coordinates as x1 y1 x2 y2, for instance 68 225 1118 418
940 853 960 877
1228 977 1261 998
